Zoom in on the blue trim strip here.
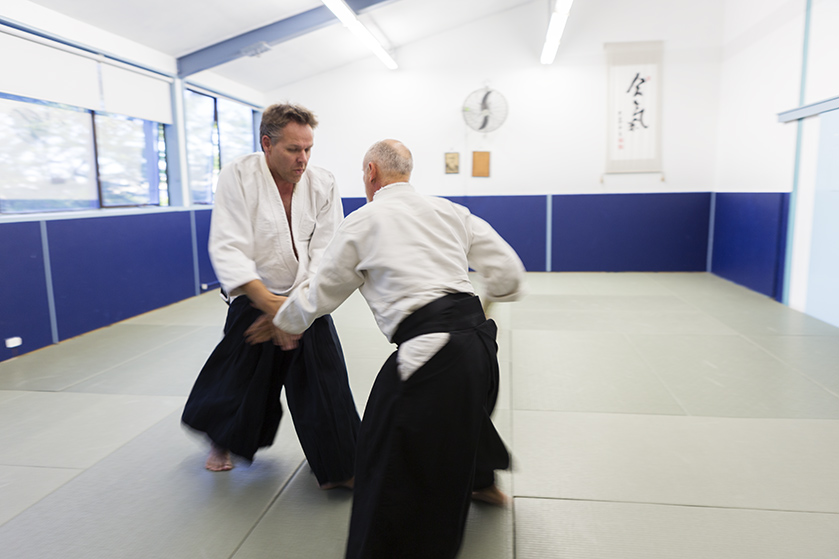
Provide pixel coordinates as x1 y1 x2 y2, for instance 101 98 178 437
545 194 553 271
774 193 790 302
39 221 59 344
190 210 201 296
707 192 716 272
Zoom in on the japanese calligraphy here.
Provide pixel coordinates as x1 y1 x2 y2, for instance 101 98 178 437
626 72 649 131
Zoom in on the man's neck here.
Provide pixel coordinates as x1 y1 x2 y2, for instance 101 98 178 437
271 171 295 198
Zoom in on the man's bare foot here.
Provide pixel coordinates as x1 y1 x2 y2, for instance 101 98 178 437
320 477 354 490
205 445 233 472
471 484 510 507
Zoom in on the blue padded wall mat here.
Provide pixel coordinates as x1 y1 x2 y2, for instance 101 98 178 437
194 208 219 290
47 212 196 340
552 192 711 272
342 197 367 217
712 192 789 299
0 221 53 360
447 195 547 272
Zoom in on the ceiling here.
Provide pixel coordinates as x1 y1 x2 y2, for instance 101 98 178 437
27 0 537 92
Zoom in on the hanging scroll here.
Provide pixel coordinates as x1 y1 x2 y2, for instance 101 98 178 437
605 41 663 173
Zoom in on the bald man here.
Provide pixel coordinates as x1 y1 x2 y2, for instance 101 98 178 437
248 139 525 559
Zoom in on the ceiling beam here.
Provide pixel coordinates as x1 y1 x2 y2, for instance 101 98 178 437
177 0 395 78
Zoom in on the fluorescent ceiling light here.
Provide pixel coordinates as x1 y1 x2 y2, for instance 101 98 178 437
321 0 398 70
540 0 574 65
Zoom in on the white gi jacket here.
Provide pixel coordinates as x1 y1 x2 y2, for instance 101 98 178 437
208 153 343 298
274 182 526 342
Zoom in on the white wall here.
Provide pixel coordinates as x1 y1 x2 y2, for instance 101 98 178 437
715 0 803 193
268 0 726 199
805 0 839 104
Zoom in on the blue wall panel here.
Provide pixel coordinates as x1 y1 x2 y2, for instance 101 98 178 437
47 213 196 340
0 222 53 360
194 208 218 290
342 197 366 217
552 193 711 272
712 192 788 299
448 195 547 272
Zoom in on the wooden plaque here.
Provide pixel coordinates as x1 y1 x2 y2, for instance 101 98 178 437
472 151 490 177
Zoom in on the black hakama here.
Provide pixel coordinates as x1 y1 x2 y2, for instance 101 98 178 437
182 295 360 485
345 293 510 559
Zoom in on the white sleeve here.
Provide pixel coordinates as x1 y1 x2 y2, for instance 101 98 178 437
465 214 527 302
306 172 344 275
274 220 365 334
208 165 261 296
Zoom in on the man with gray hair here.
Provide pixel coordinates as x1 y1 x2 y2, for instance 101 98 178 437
182 103 359 490
248 139 525 558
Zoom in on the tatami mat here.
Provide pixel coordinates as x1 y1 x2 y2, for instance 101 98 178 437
0 324 205 391
751 335 839 395
513 410 839 512
0 410 306 559
629 334 839 418
0 391 183 468
1 272 837 558
66 325 224 396
515 498 839 559
511 330 685 414
0 465 81 527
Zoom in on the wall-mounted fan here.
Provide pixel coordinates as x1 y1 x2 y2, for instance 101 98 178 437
462 88 508 133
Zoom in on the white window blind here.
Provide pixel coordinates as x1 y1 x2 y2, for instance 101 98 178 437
0 28 173 124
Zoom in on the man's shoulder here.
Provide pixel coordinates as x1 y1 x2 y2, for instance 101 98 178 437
338 201 378 230
227 152 262 168
418 191 470 216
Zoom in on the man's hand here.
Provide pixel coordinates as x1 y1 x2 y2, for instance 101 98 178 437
274 328 302 351
244 315 275 345
239 280 286 316
244 315 302 350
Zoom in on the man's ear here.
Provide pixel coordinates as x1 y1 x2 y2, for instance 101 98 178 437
261 135 272 152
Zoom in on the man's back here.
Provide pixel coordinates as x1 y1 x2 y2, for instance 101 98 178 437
326 182 523 340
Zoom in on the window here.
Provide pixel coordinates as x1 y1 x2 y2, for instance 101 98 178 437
218 97 256 166
95 113 168 207
0 93 169 214
185 90 256 204
0 96 97 213
184 90 217 205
